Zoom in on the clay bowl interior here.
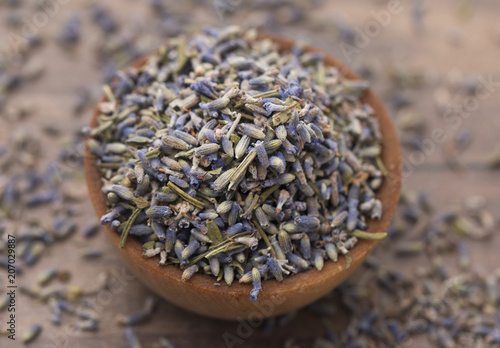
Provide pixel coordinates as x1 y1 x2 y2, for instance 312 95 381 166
84 31 402 320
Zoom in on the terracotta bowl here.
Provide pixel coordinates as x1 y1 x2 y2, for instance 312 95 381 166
84 31 402 320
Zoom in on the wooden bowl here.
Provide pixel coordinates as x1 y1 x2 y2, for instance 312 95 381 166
84 31 402 320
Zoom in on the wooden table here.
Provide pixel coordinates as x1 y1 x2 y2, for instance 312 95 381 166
1 0 499 347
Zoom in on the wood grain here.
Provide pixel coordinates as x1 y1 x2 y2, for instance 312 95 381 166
2 1 499 347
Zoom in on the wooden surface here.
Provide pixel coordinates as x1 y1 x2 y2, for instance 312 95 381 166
1 0 500 347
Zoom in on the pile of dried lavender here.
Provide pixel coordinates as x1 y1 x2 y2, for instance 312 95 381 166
89 26 387 301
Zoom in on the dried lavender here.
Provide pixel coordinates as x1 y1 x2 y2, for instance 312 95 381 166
116 296 157 326
0 0 497 347
298 190 500 348
0 102 108 345
89 27 386 301
21 323 42 344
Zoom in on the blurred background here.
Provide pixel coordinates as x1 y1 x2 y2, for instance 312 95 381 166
0 0 499 347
